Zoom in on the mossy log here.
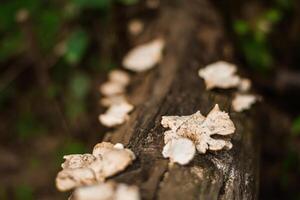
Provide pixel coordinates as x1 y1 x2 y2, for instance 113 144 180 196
104 0 260 199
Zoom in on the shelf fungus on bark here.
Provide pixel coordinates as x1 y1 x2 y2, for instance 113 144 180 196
56 142 135 191
122 38 165 72
161 104 235 165
232 94 258 112
72 181 140 200
198 61 241 90
99 70 130 97
99 101 134 127
99 70 134 127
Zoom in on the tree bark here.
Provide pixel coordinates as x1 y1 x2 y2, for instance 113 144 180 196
104 0 260 199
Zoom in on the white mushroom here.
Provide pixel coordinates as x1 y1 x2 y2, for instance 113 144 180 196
73 182 115 200
56 168 97 191
232 94 257 112
56 142 135 191
162 138 196 165
92 142 136 177
99 102 134 127
99 70 130 97
72 182 140 200
198 61 241 90
161 104 235 164
115 183 140 200
123 38 165 72
108 70 131 86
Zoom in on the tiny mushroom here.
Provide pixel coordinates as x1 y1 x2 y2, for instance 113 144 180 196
100 70 130 97
161 104 235 165
232 94 257 112
72 182 140 200
56 142 135 191
238 78 252 92
122 38 165 72
128 19 144 36
198 61 241 90
99 101 134 127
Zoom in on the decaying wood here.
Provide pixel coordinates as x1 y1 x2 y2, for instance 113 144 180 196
104 0 260 199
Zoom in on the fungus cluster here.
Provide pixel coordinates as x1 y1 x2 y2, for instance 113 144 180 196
198 61 258 112
56 142 135 191
99 70 134 127
161 104 235 165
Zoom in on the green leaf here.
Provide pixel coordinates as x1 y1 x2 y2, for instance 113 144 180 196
64 30 89 65
14 184 34 200
233 20 249 35
291 116 300 136
69 73 91 99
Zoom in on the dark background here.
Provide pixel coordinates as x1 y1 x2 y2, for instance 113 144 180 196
0 0 299 199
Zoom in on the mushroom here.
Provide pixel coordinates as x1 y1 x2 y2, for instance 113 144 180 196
161 104 235 164
123 38 165 72
56 142 135 191
232 94 257 112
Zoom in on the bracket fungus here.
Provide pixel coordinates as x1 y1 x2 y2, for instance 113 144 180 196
161 104 235 165
56 142 135 191
99 102 134 127
198 61 241 90
122 38 165 72
232 94 258 112
162 138 196 165
99 70 134 127
72 182 140 200
100 70 130 97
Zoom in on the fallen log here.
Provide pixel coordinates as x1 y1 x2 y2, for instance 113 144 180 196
104 0 260 199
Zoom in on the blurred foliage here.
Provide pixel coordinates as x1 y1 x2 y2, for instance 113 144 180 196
14 184 34 200
16 112 47 140
56 140 87 164
66 72 91 122
0 187 8 200
64 30 89 65
233 0 293 73
291 116 300 136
